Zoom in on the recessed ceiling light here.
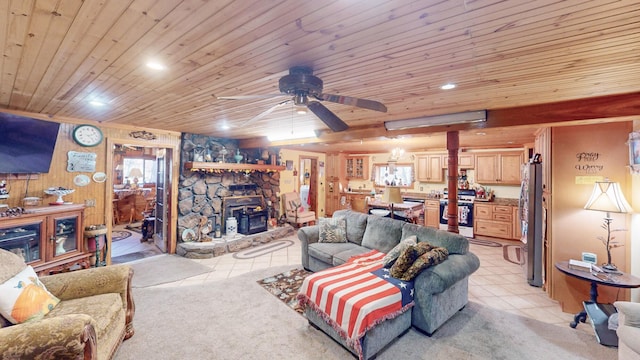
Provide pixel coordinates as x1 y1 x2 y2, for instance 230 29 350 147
220 124 230 130
89 100 105 107
146 61 166 71
440 83 456 90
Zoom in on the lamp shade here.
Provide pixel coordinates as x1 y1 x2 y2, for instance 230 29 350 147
128 168 143 179
584 180 633 213
382 186 403 204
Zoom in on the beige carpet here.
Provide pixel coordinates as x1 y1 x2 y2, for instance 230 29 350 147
115 265 617 360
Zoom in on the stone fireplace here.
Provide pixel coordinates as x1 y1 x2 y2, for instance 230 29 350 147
178 133 282 242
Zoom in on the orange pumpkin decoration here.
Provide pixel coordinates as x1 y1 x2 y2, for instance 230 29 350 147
11 277 59 323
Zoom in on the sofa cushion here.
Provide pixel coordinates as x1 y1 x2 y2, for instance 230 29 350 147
0 265 60 324
401 223 469 255
361 216 403 253
332 247 377 266
333 210 368 245
318 217 347 243
382 236 417 268
308 242 363 265
46 293 124 342
0 249 27 284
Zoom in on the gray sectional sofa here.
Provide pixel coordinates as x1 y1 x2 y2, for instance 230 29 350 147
297 209 480 337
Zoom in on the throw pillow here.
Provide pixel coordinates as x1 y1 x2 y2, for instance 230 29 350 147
399 246 449 281
382 235 417 268
389 245 420 278
0 265 60 324
318 217 347 243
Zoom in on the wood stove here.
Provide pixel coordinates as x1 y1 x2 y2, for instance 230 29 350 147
223 195 268 235
233 208 268 235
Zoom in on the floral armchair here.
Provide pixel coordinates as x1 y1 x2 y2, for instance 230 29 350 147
0 249 134 359
282 191 316 227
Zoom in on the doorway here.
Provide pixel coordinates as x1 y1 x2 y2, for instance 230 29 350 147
298 156 318 214
109 144 173 263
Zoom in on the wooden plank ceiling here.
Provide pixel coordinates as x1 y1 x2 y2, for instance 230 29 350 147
0 0 638 153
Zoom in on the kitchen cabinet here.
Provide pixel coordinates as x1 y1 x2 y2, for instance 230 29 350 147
473 203 513 239
443 154 475 169
424 200 440 228
325 153 343 216
512 206 522 240
416 154 444 182
475 152 524 184
0 204 90 275
345 156 368 180
341 192 369 213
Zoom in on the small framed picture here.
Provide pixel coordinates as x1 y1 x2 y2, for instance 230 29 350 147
286 160 294 171
629 132 640 174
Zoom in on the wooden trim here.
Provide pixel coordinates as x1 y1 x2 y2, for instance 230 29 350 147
184 162 286 173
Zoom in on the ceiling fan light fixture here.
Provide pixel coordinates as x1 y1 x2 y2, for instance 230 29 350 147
296 106 308 115
384 110 487 130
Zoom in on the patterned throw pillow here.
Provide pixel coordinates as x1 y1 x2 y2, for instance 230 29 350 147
399 246 449 281
389 245 420 278
382 236 417 268
0 266 60 324
318 217 347 243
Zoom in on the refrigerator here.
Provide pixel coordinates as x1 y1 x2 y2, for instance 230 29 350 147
518 159 544 287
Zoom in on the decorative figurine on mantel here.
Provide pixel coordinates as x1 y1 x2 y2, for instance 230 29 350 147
234 149 243 163
219 147 228 163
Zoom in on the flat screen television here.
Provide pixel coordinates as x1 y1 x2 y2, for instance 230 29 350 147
0 112 60 174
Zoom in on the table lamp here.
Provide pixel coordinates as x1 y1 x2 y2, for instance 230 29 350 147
128 168 143 188
383 186 403 219
583 179 633 272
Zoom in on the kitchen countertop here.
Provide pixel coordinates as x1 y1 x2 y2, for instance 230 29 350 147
482 197 519 206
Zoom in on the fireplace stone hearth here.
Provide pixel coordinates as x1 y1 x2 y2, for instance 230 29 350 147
176 224 294 259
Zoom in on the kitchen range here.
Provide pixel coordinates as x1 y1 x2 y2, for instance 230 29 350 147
439 189 475 238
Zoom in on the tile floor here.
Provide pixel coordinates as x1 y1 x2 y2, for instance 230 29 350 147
110 228 592 334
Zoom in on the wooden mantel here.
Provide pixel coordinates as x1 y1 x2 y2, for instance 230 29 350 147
184 162 286 173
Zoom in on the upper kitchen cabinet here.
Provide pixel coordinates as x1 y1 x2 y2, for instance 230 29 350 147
416 154 444 182
443 154 475 169
345 156 368 180
475 152 524 185
325 153 343 179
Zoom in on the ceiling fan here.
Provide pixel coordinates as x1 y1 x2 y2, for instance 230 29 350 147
217 66 387 132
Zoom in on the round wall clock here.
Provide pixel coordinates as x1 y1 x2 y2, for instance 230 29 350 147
73 124 103 147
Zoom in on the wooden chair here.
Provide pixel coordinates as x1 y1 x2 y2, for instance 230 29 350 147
282 192 316 227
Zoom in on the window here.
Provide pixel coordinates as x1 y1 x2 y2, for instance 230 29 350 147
372 163 414 187
123 158 156 185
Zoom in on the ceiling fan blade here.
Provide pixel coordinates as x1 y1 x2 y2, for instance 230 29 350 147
240 99 292 126
318 93 387 112
217 94 284 100
307 101 349 132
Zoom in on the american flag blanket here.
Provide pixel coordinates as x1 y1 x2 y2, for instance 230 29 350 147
297 250 414 359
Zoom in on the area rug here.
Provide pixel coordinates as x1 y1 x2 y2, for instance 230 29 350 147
114 266 616 360
468 237 503 247
257 268 311 315
234 239 294 259
504 244 524 265
128 254 213 288
111 249 161 264
112 230 132 242
125 223 143 233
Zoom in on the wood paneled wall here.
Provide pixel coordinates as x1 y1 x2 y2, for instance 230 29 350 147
550 122 633 312
1 111 181 254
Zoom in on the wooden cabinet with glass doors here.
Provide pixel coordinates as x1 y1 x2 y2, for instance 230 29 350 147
345 156 368 179
0 204 90 275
